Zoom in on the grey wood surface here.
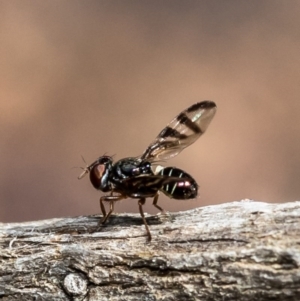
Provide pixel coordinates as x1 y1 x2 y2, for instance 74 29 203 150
0 200 299 301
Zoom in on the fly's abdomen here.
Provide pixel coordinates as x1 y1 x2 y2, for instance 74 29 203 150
158 167 198 199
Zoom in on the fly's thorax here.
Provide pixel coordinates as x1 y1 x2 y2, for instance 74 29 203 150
112 158 153 182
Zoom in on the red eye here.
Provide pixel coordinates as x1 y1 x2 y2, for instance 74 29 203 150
94 164 105 178
90 164 106 189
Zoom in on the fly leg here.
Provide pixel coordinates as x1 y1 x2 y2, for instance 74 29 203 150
153 192 172 225
152 192 166 214
138 198 152 242
96 194 125 229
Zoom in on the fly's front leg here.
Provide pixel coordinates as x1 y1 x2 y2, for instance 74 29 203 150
99 196 107 220
138 198 152 242
99 196 115 225
97 194 124 228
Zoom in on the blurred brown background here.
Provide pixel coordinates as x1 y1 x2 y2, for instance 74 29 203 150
1 1 300 223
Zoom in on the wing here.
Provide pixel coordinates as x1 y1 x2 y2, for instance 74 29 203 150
141 101 217 162
122 174 194 198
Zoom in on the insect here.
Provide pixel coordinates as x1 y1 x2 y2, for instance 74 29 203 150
78 101 217 241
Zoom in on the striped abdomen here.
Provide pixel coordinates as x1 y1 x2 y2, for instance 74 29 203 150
158 167 198 200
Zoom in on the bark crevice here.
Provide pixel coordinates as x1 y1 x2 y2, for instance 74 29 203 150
0 200 299 301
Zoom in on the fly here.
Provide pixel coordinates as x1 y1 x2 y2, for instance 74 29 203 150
78 101 217 241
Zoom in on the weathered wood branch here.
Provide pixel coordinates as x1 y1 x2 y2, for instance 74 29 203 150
0 200 299 301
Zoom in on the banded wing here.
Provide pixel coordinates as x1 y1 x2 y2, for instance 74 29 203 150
141 101 216 162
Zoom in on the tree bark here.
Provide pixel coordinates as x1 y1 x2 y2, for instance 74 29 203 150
0 200 299 301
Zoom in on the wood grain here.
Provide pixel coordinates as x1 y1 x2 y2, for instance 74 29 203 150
0 200 299 301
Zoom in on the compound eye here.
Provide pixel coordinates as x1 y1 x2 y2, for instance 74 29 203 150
94 164 106 178
90 164 106 189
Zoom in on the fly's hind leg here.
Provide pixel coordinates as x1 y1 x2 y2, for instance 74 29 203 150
152 192 166 214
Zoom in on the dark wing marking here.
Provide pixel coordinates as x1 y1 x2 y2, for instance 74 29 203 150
141 101 217 162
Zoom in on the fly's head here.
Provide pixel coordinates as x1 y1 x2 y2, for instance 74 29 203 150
78 156 113 192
